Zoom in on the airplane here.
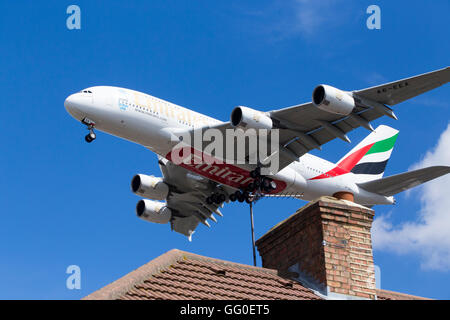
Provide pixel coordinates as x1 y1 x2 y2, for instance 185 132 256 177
64 67 450 239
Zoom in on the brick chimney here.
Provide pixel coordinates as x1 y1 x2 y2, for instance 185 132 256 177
255 196 377 300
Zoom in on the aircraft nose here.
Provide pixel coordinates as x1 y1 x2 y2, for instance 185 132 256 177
64 93 82 119
64 94 76 111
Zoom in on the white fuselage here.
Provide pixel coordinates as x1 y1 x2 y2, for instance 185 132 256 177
64 86 394 205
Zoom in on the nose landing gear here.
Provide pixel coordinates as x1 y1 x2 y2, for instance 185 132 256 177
82 118 96 143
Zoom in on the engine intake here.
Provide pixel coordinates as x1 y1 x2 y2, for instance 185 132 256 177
230 106 273 130
136 199 172 224
312 85 355 115
131 174 169 200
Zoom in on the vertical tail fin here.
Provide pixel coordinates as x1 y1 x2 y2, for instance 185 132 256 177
336 125 399 182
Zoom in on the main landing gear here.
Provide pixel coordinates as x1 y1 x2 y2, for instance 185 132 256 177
206 193 226 205
229 167 277 204
229 166 276 268
82 118 96 143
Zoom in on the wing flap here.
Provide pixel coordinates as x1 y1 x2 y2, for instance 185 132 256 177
357 166 450 196
171 215 200 240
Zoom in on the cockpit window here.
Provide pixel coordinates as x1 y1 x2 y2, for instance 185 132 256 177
80 90 93 93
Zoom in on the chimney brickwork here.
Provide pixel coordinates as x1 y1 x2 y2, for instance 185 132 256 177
256 196 376 299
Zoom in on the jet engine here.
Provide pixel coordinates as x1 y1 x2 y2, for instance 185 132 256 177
312 85 355 115
136 199 172 224
230 106 273 130
131 174 169 200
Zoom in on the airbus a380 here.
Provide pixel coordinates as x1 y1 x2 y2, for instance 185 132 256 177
65 67 450 239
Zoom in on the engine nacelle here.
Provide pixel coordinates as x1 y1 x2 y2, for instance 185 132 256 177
230 106 273 130
136 199 172 224
312 85 355 115
131 174 169 200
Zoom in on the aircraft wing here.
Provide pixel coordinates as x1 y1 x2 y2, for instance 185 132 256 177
266 67 450 171
175 67 449 175
353 67 450 105
357 166 450 196
158 157 232 239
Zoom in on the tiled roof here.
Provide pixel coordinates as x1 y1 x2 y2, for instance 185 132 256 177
376 289 429 300
83 249 321 300
83 249 429 300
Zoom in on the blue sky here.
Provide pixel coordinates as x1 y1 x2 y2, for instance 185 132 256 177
0 1 449 299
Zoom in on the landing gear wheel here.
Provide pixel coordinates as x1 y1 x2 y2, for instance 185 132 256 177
245 192 254 204
262 177 277 192
269 180 277 190
207 193 226 205
211 194 219 204
246 182 255 192
85 134 95 143
250 167 261 178
262 177 270 189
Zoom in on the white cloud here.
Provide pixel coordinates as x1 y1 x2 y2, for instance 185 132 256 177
372 123 450 271
410 97 450 108
291 0 335 36
364 72 388 86
239 0 346 40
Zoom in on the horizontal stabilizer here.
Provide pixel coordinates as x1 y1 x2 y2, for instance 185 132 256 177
357 166 450 196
